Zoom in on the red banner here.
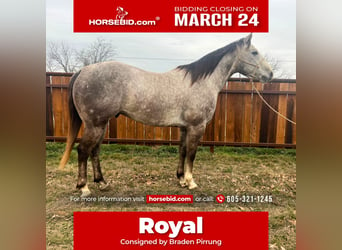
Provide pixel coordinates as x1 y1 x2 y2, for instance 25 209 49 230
74 211 268 249
74 0 269 32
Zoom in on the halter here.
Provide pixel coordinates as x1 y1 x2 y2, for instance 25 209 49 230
238 57 260 79
223 55 260 84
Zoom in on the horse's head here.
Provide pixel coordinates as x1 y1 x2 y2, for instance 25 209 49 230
236 34 273 82
117 7 127 15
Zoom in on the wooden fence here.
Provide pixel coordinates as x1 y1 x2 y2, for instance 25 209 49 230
46 72 296 148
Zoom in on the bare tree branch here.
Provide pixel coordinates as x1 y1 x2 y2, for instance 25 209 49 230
47 41 77 72
264 54 291 79
46 53 58 72
76 37 116 66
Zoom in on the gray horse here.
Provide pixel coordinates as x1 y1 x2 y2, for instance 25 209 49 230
59 34 273 197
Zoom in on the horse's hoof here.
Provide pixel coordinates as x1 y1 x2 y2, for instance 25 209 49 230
188 181 198 190
97 181 110 191
80 185 91 197
80 190 91 197
179 177 187 187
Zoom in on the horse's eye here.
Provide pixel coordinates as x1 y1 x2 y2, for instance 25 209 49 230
252 51 258 56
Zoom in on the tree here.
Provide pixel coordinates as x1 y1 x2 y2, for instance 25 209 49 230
47 41 77 73
46 37 117 72
76 37 116 67
46 53 57 72
264 54 292 79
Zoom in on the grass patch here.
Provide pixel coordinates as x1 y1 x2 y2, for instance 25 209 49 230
46 143 296 249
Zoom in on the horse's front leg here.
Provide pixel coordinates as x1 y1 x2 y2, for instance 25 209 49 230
177 127 187 187
184 124 206 189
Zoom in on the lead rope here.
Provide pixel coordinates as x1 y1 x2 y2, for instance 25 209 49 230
237 57 296 125
250 79 297 125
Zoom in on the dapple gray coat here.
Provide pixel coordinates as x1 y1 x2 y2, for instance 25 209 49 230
59 34 273 197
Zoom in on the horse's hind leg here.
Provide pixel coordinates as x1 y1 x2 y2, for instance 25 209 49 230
90 131 109 191
177 127 187 187
76 122 107 197
184 124 206 189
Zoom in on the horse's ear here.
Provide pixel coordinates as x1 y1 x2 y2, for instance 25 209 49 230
244 33 253 48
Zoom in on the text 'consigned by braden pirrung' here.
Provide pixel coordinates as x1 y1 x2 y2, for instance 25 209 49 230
120 217 223 246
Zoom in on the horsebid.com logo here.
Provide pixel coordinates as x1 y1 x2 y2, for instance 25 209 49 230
88 5 158 26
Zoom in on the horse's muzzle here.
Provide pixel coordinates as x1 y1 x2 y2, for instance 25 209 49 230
261 71 273 82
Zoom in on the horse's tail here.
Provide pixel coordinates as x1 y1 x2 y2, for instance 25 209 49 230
59 71 82 170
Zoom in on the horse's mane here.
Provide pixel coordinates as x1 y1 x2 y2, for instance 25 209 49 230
177 38 244 85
